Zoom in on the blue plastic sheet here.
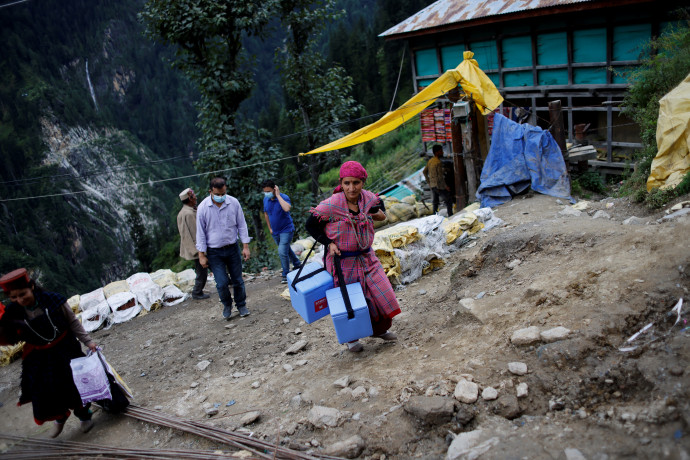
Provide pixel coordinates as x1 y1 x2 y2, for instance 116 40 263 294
476 114 572 208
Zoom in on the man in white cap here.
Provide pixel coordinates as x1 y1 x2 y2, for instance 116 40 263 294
177 188 209 300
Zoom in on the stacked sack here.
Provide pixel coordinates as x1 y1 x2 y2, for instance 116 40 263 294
291 237 317 260
71 268 192 333
79 288 111 332
374 195 432 229
150 269 188 307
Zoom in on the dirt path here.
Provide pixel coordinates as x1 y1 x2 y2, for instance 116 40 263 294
1 193 689 459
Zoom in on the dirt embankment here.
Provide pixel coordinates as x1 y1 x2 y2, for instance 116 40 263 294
1 193 689 459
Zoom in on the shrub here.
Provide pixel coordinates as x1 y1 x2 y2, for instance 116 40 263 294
576 171 607 194
620 19 690 205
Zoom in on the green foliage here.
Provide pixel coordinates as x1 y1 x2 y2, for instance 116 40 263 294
277 0 363 197
620 20 690 205
572 171 607 195
152 237 195 273
570 179 583 197
0 0 201 294
124 205 155 272
634 172 690 208
142 0 282 265
140 0 276 122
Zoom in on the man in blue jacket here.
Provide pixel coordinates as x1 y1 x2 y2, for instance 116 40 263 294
262 180 301 284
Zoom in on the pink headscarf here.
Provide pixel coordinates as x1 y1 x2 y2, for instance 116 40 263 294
339 161 368 180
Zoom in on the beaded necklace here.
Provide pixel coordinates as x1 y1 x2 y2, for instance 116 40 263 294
24 307 58 342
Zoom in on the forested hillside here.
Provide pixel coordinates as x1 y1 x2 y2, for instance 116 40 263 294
0 0 199 294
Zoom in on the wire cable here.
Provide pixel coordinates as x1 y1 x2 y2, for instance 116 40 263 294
0 154 303 202
0 0 31 9
389 44 407 112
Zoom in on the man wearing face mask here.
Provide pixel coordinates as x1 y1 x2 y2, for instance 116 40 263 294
196 177 252 319
261 179 302 284
177 188 209 300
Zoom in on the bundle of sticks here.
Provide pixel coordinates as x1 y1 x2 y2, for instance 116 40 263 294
0 404 344 460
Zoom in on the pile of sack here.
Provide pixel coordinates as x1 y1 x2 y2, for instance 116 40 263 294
73 269 193 333
374 195 433 228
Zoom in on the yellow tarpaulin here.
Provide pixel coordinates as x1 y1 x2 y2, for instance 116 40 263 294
301 51 503 155
648 72 690 191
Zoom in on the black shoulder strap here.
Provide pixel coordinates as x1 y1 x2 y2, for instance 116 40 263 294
290 243 326 290
333 255 355 319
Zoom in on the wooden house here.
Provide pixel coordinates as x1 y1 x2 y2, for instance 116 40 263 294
380 0 687 172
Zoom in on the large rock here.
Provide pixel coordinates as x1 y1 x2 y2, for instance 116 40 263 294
284 340 307 355
196 360 211 371
308 405 347 428
558 207 582 217
510 326 541 346
333 376 351 388
446 430 499 460
481 387 498 401
492 394 521 419
454 405 477 425
540 326 571 343
623 216 645 225
516 382 529 398
351 386 367 399
592 210 611 219
404 396 455 425
324 435 365 458
508 362 528 375
241 411 261 425
454 379 479 404
564 448 587 460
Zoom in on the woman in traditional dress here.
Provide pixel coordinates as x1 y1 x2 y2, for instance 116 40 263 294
306 161 401 352
0 268 98 438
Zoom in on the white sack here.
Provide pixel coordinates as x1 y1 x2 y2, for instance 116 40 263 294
107 291 141 324
80 288 105 313
127 272 163 311
175 269 196 293
162 285 187 306
150 269 177 288
81 300 111 332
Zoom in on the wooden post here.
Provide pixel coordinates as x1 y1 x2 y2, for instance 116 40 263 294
458 101 482 202
548 100 567 159
450 116 467 210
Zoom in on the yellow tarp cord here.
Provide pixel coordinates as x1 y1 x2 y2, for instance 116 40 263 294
301 51 504 155
648 72 690 191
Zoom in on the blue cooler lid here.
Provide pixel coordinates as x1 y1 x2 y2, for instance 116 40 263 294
326 283 367 319
287 262 333 293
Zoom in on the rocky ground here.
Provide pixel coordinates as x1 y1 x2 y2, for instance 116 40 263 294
1 193 689 459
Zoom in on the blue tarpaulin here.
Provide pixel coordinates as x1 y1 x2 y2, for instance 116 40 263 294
476 114 572 208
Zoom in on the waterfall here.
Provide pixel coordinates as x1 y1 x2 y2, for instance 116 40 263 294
85 59 99 112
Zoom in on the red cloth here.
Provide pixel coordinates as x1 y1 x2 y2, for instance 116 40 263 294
311 190 401 322
339 161 368 180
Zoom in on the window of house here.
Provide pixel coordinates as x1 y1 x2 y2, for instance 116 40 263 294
612 23 650 83
415 48 438 77
502 35 533 87
537 31 567 85
441 44 464 71
573 28 607 84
